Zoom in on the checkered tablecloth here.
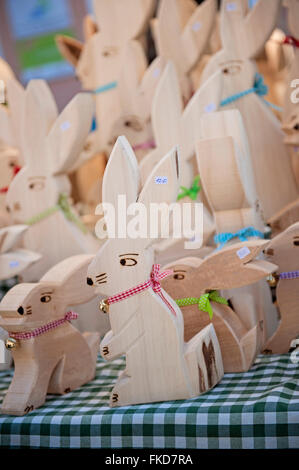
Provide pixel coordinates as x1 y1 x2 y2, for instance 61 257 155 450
0 353 298 449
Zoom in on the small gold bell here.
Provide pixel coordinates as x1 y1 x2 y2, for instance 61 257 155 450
5 338 18 350
99 299 109 314
267 273 278 287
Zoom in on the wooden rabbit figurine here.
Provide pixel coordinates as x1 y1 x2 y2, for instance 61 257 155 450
201 0 298 220
263 222 299 354
108 40 166 162
0 225 41 371
56 0 155 154
282 0 299 188
0 254 100 416
196 109 279 346
5 79 99 282
152 0 217 101
87 136 224 407
139 62 222 258
162 240 277 372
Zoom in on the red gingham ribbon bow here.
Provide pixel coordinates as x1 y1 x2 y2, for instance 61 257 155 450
0 165 21 194
283 36 299 48
106 264 176 315
8 311 78 341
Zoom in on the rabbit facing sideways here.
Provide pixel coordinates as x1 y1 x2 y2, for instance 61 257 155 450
200 0 298 221
56 0 155 155
151 0 217 101
0 254 100 416
0 225 41 371
196 109 280 347
263 222 299 354
161 241 277 373
87 136 224 407
5 79 100 283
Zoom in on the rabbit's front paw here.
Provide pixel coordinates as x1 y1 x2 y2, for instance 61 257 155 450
24 405 34 414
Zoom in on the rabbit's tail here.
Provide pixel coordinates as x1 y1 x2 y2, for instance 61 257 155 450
83 332 100 366
184 324 224 395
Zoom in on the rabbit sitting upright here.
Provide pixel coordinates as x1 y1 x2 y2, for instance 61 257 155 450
0 254 100 416
87 136 224 407
162 241 277 373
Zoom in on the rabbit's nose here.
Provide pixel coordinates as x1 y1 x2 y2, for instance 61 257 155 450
86 277 94 286
17 306 24 315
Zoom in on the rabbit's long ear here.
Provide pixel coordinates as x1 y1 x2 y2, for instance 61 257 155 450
102 136 140 208
40 254 96 306
93 0 155 42
181 0 217 73
22 80 57 168
83 15 99 41
6 79 25 159
46 93 94 175
138 55 167 120
138 146 179 208
0 225 28 254
0 105 13 145
195 240 277 290
220 0 280 59
181 69 222 160
118 40 148 115
55 35 83 67
0 249 41 281
151 61 182 151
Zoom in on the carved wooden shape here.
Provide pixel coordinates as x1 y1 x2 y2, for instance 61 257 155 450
263 222 299 353
87 136 224 407
201 0 298 220
162 240 277 372
0 254 100 415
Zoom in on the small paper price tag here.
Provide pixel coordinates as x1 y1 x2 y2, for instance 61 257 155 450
237 246 251 259
204 102 216 113
226 2 237 11
60 121 71 131
192 21 201 32
155 176 168 184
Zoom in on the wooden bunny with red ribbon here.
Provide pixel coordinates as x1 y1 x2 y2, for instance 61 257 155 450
87 136 224 407
0 254 100 415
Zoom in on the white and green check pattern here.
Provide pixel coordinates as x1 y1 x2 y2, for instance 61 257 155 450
0 353 298 449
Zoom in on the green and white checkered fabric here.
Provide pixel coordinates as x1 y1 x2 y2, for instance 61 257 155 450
0 278 18 301
0 353 298 449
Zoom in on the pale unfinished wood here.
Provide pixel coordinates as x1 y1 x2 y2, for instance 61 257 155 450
282 0 299 188
201 0 298 220
152 0 217 101
268 198 299 237
87 136 224 407
162 241 277 372
6 79 99 283
140 62 223 258
263 222 299 353
196 109 279 346
0 254 100 415
56 0 155 154
0 225 41 371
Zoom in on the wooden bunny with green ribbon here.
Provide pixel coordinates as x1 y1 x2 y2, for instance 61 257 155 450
162 240 277 372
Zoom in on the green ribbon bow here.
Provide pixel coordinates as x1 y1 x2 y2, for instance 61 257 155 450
175 291 228 320
25 193 88 234
177 175 201 201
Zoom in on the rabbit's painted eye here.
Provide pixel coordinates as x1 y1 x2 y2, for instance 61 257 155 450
102 46 118 57
293 124 299 131
124 117 143 132
119 253 139 267
40 295 51 303
173 270 186 280
293 238 299 246
222 64 241 75
28 181 45 191
120 258 137 267
9 161 17 168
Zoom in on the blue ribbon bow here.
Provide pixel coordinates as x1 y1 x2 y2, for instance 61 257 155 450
214 226 264 249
